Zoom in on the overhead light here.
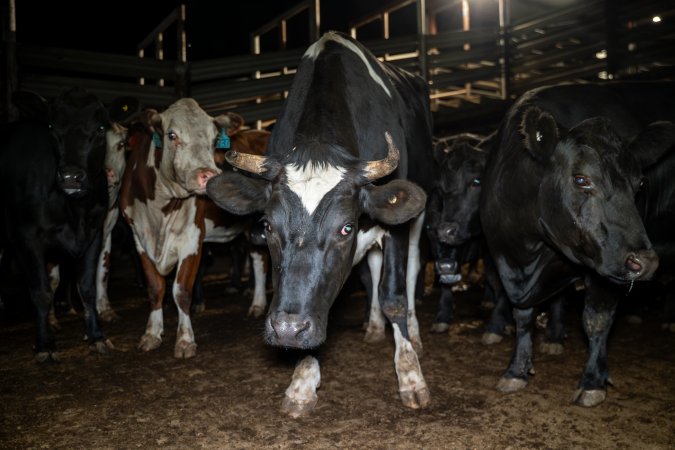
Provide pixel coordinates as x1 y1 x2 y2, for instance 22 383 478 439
595 49 607 59
652 16 661 23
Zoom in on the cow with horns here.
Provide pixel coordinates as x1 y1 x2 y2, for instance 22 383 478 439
207 31 435 416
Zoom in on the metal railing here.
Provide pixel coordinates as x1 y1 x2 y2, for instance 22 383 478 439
3 0 675 128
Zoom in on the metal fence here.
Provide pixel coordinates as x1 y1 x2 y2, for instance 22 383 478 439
3 0 674 127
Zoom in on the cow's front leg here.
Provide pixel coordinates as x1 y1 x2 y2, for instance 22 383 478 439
381 226 430 409
363 248 386 343
539 295 566 355
173 252 201 358
497 306 535 392
247 248 268 318
138 252 166 352
405 212 425 355
77 232 113 354
47 264 61 331
281 356 321 418
96 225 120 322
573 275 619 407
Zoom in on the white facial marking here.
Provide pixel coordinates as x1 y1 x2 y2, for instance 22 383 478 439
285 162 346 215
303 32 391 98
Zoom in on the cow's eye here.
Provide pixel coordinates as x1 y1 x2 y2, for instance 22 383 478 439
167 131 178 141
573 174 592 189
97 125 106 134
262 219 272 233
471 177 481 186
340 223 354 236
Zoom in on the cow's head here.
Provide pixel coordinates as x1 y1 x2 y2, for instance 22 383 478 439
520 106 675 284
145 98 243 196
431 134 488 246
207 132 426 349
104 97 140 200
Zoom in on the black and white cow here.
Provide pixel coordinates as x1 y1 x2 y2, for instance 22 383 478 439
207 31 435 416
0 88 131 361
480 81 675 407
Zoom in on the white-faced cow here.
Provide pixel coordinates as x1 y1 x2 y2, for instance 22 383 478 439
480 81 675 407
207 31 435 416
120 98 268 358
0 88 132 361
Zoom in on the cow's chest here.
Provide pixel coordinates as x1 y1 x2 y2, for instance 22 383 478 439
45 195 106 257
126 196 204 276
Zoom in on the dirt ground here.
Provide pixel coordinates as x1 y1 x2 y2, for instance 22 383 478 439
1 248 674 450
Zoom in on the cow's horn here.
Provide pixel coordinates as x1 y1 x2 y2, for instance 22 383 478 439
224 150 269 175
363 132 400 181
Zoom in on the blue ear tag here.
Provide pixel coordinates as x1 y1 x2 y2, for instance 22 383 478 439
152 132 162 149
216 130 230 149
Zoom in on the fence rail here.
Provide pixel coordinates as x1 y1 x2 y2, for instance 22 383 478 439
3 0 675 127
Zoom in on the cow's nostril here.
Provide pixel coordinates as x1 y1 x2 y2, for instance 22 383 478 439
625 255 643 274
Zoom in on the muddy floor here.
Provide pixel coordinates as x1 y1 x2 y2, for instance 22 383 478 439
1 248 674 450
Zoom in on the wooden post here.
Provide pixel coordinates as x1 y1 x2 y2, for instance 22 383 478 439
175 4 188 99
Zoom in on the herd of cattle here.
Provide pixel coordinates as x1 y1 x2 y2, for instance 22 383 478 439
1 31 673 417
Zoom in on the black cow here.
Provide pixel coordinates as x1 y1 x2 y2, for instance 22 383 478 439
207 31 434 416
480 81 675 407
0 88 133 361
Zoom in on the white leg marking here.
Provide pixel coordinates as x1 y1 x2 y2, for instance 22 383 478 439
48 265 60 328
392 324 430 409
281 356 321 418
139 308 164 352
247 251 267 318
364 248 386 344
406 212 425 355
173 281 196 358
96 230 118 321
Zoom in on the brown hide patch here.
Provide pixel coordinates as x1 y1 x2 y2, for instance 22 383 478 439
161 197 186 215
138 251 165 309
120 129 156 207
154 147 163 170
215 129 270 167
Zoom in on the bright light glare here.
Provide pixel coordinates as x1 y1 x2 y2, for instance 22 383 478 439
595 49 607 60
652 16 661 23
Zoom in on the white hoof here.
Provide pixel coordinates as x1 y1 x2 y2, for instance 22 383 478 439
481 332 503 345
497 377 527 392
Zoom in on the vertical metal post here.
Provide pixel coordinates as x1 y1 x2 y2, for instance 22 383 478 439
498 0 511 100
604 0 618 79
416 0 428 82
310 0 321 42
1 0 18 123
175 4 188 98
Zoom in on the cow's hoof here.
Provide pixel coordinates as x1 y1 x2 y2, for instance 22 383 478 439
480 299 495 310
98 309 121 323
481 332 503 345
174 340 197 359
281 394 317 418
539 341 564 355
35 351 59 363
248 305 265 318
400 387 431 409
138 334 162 352
430 322 449 333
48 320 61 332
572 388 606 407
363 327 386 344
90 339 115 354
497 377 527 392
661 322 675 333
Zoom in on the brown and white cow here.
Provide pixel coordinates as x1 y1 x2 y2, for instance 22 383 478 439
119 98 265 358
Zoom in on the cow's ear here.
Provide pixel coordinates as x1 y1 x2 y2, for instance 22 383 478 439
11 90 48 122
206 171 270 215
519 106 558 159
630 121 675 169
361 179 427 225
214 112 244 136
108 96 140 124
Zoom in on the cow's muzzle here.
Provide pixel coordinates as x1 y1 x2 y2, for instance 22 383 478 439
57 166 88 196
437 221 467 246
265 311 322 349
624 249 659 282
436 258 461 284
